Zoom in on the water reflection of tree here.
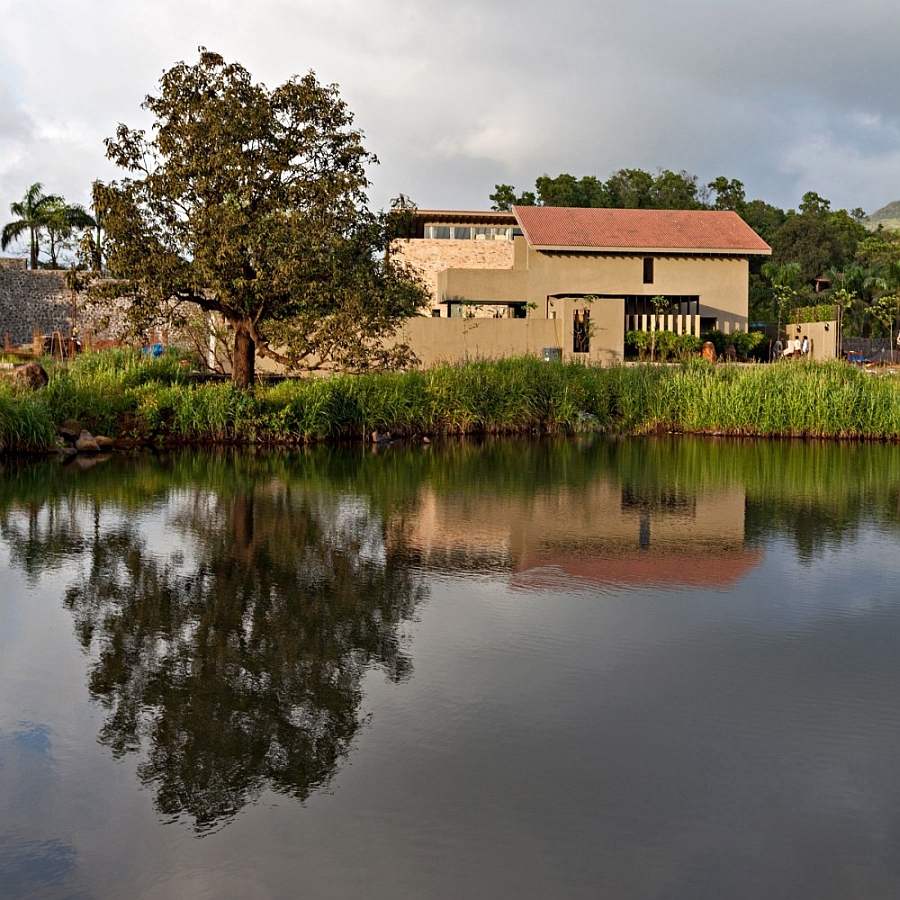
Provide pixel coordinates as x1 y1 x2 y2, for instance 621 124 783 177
60 478 423 831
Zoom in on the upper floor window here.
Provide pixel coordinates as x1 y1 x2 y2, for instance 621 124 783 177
425 224 513 241
643 257 654 284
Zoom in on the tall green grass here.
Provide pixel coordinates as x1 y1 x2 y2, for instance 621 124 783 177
0 382 56 452
4 353 900 454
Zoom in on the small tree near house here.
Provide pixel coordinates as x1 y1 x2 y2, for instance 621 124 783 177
96 49 426 388
649 295 669 362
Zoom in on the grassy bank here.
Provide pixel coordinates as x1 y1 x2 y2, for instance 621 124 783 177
3 352 900 453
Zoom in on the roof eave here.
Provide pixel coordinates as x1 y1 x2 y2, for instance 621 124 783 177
529 244 772 255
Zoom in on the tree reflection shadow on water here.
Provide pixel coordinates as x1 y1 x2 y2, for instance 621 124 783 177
45 460 426 832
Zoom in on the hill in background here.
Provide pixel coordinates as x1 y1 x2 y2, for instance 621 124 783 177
866 200 900 231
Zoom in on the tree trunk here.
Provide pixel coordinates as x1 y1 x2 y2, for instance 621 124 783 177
231 318 256 388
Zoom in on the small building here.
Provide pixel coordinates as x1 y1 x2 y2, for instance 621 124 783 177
391 206 771 366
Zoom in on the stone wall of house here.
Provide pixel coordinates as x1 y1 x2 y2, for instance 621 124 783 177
391 238 515 313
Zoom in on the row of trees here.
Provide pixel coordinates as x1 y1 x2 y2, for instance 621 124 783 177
492 172 899 337
1 183 102 270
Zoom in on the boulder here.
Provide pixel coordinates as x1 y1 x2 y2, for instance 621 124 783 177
10 362 49 390
701 341 716 363
58 419 84 445
75 429 100 453
94 435 115 450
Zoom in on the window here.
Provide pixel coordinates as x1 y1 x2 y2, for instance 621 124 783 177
643 257 654 284
474 226 512 241
425 224 513 241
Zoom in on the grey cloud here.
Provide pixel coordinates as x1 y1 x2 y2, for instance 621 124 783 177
1 0 899 221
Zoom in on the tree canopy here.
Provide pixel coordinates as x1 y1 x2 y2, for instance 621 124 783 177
97 49 425 387
491 168 704 211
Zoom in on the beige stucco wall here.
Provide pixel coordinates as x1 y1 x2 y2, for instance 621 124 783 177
390 237 515 314
786 321 837 361
396 298 624 367
439 237 750 333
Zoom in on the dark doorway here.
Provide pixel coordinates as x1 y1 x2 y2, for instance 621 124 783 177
573 309 591 353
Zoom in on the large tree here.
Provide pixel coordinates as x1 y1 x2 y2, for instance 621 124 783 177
97 49 425 387
770 197 868 285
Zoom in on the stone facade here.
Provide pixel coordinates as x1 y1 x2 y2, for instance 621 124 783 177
391 238 515 314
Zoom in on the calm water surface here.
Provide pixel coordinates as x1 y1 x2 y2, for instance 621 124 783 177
2 437 900 898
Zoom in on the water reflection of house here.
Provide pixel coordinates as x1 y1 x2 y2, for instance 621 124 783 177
391 480 761 590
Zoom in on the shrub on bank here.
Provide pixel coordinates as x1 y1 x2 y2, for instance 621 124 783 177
625 330 703 362
3 351 900 453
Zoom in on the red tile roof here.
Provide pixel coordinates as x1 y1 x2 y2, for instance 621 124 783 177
512 206 771 254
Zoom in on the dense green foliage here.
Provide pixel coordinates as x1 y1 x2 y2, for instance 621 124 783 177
5 353 900 454
491 168 705 211
625 331 702 361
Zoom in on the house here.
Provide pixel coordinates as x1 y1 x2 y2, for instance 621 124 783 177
391 206 771 365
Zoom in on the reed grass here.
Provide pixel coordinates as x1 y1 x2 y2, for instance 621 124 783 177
0 382 57 452
4 352 900 454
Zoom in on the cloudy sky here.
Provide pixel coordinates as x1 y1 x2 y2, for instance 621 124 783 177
1 0 898 243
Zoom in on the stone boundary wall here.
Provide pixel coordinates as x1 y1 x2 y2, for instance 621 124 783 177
391 238 514 313
0 264 176 348
0 265 87 344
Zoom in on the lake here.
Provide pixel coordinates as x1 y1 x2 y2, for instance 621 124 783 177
2 436 900 899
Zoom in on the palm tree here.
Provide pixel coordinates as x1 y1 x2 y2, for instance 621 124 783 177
42 199 95 268
1 183 63 269
78 182 105 271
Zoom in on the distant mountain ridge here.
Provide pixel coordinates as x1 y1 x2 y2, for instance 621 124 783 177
866 200 900 231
